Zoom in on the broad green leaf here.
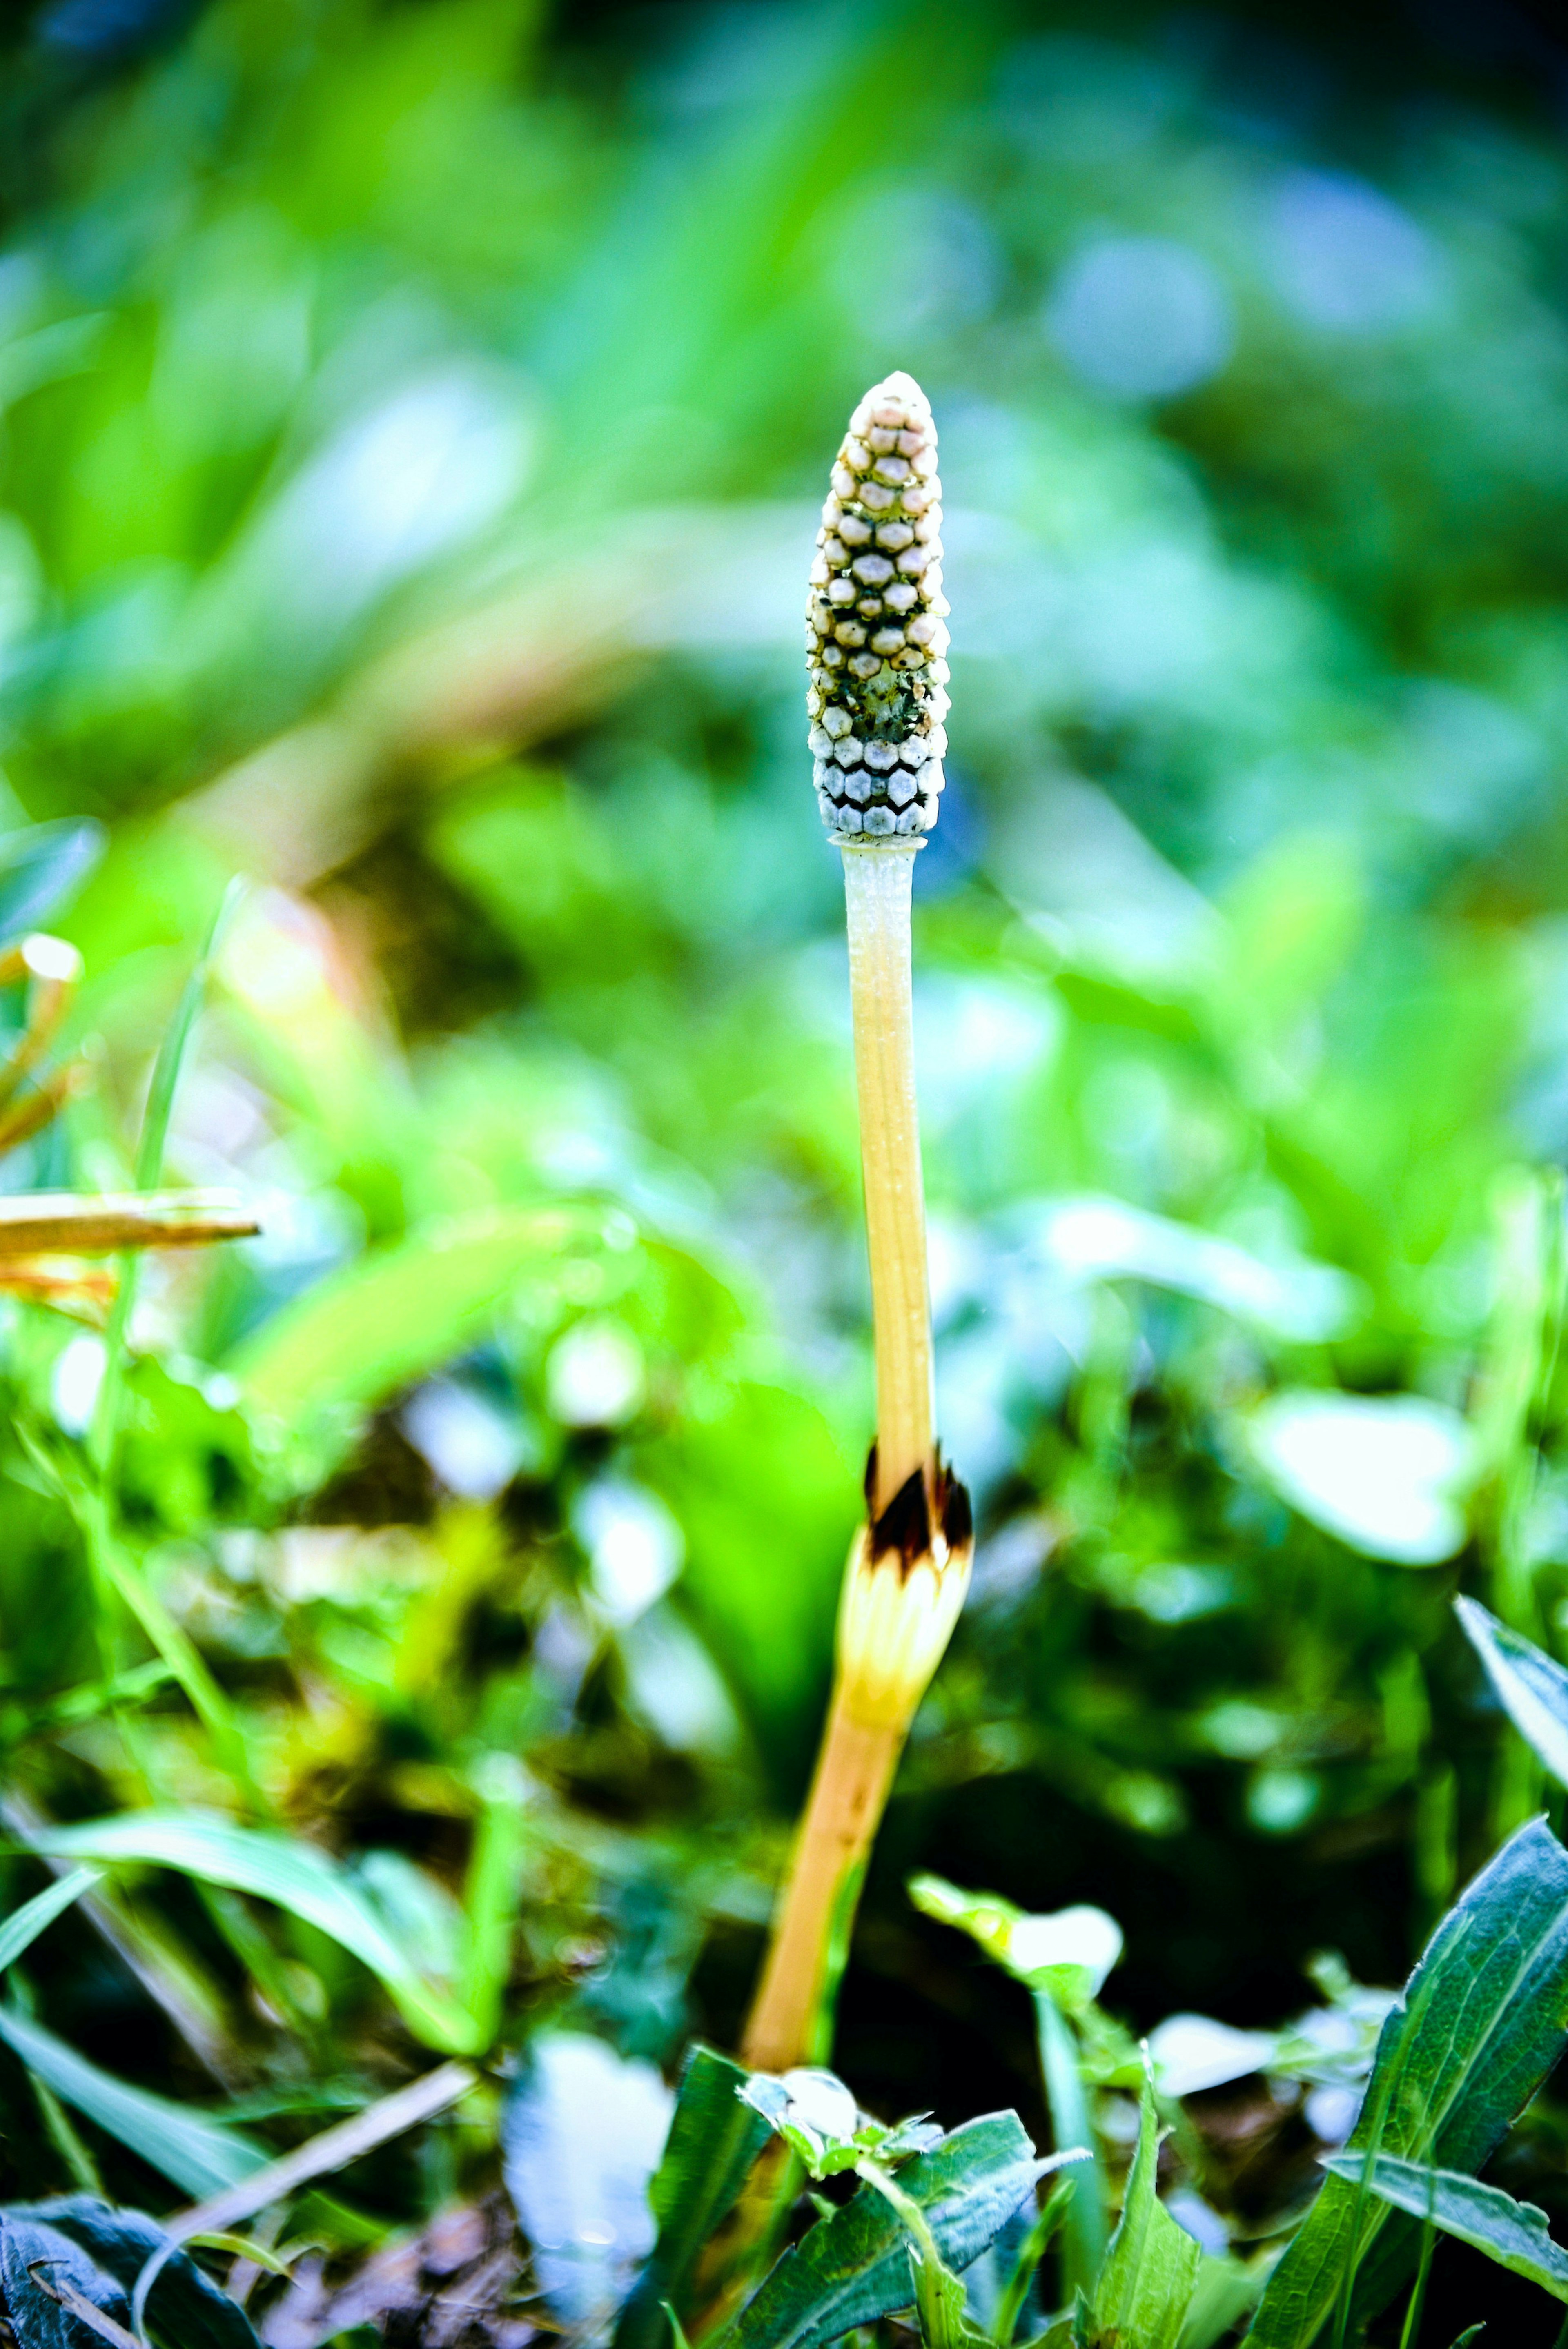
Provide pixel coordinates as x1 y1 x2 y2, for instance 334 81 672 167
1248 1818 1568 2347
35 1811 480 2052
0 820 102 946
0 1870 100 1973
1088 2080 1200 2349
0 2006 265 2198
1455 1597 1568 1789
15 2198 263 2349
231 1203 623 1431
1320 2151 1568 2301
614 2045 773 2349
1145 2014 1276 2099
1025 1194 1357 1343
729 2113 1046 2349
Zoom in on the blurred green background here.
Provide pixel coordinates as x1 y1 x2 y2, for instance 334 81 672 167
3 0 1568 2271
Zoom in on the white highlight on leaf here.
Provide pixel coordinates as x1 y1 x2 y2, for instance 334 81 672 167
574 1478 684 1625
1246 1389 1475 1564
1147 2013 1278 2098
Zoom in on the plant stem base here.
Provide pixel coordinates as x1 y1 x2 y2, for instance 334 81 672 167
740 1685 903 2072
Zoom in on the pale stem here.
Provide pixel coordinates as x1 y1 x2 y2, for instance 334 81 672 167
739 1685 902 2073
841 841 933 1516
739 842 939 2072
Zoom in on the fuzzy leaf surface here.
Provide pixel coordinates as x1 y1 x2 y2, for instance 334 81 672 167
730 2113 1044 2349
1247 1817 1568 2346
0 2213 133 2349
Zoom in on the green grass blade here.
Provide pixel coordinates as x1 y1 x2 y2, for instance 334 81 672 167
35 1810 481 2053
1034 1996 1106 2297
1456 1597 1568 1790
0 1867 100 1972
991 2175 1075 2347
0 2003 265 2196
459 1762 528 2049
91 881 241 1480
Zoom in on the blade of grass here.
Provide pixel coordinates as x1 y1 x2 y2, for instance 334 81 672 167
90 880 243 1481
1396 2165 1438 2349
39 1809 482 2051
991 2175 1075 2347
0 1864 100 1968
1 1787 242 2086
0 2001 267 2195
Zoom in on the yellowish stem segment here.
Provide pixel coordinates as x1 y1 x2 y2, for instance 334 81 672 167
841 842 933 1516
740 1685 902 2072
741 841 947 2075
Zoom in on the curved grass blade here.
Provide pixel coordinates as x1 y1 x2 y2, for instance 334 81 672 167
91 882 243 1482
35 1811 481 2052
1321 2151 1568 2303
0 1868 100 1972
1456 1598 1568 1790
0 2005 266 2198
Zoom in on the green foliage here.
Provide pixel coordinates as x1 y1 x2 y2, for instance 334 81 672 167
0 2006 265 2198
615 2047 773 2349
1248 1819 1568 2345
1319 2152 1568 2305
727 2115 1046 2349
1083 2081 1200 2349
37 1812 482 2051
1457 1595 1568 1790
4 0 1568 2338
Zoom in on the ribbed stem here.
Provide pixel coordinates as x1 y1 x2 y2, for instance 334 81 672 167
739 1687 902 2072
842 841 932 1516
